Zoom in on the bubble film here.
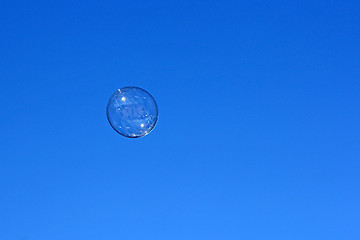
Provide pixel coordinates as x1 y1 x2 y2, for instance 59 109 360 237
107 87 158 138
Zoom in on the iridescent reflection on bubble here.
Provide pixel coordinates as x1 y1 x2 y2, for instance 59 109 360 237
106 87 158 138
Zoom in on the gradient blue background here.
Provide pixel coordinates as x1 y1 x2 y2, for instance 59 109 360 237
1 1 359 239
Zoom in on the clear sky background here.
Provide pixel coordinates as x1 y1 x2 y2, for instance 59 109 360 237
1 0 359 239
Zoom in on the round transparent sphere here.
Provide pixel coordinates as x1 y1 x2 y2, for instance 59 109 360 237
107 87 158 138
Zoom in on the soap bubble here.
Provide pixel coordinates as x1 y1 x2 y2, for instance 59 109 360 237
106 87 158 138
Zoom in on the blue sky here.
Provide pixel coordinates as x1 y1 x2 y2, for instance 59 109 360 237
1 0 359 239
